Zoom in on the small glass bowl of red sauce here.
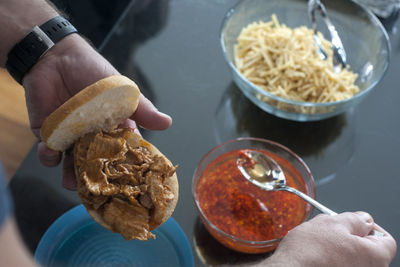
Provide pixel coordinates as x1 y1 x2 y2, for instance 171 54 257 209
192 137 315 254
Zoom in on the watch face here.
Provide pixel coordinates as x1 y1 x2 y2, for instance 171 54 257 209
32 26 55 48
6 30 51 84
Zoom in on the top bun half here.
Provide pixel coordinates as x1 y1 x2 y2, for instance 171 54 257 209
40 75 140 151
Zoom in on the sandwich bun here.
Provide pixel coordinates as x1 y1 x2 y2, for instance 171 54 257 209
40 75 140 152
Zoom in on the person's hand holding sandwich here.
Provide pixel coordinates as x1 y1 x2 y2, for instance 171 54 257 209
1 0 177 241
24 34 173 190
24 35 178 240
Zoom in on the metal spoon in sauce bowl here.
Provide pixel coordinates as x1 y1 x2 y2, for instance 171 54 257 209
237 150 384 236
237 150 337 215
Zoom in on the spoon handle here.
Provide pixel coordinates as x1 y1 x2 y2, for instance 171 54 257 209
280 186 337 216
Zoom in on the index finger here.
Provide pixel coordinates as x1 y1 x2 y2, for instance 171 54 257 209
37 141 62 166
365 223 396 242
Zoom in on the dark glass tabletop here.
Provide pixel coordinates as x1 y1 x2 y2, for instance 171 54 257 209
10 0 400 266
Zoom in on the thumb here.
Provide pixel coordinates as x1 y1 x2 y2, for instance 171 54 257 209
131 94 172 130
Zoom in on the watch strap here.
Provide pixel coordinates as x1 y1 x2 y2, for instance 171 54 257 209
5 16 77 84
40 16 76 43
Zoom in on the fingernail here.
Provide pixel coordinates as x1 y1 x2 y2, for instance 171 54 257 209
355 211 373 224
158 111 172 119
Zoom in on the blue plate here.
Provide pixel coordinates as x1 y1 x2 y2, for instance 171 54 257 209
35 204 194 267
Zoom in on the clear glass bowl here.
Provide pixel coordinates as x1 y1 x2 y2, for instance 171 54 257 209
192 138 315 253
220 0 391 121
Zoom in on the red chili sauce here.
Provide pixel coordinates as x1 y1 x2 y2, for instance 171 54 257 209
196 149 309 242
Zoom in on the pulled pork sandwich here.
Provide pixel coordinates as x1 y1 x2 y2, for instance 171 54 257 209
40 75 178 240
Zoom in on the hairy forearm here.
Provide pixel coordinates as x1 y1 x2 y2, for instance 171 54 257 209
0 0 59 66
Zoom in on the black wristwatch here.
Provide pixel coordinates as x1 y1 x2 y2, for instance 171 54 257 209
5 16 78 84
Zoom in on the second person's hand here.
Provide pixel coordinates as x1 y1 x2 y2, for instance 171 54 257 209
262 212 397 267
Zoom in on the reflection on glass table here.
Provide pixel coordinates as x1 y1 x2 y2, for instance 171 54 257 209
214 83 357 186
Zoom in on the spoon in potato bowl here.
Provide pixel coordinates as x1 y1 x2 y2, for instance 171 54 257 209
237 150 384 236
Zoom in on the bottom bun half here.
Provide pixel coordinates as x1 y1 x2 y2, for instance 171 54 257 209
74 128 178 240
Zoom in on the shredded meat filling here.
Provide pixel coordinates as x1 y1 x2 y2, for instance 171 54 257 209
75 129 176 240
